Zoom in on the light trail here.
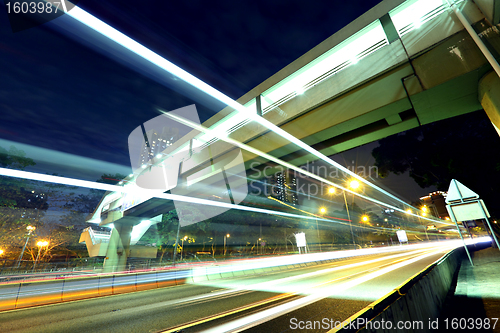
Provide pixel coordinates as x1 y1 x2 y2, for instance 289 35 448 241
160 111 453 226
0 238 490 313
190 237 491 281
202 248 452 333
58 3 450 222
160 248 441 333
0 167 338 224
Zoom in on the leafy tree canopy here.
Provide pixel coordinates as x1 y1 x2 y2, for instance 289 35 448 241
0 145 35 170
372 111 500 216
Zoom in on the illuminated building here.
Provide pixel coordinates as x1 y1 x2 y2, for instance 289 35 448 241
139 128 178 166
419 191 449 219
267 170 299 205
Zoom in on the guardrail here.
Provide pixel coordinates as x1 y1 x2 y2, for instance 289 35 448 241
0 241 465 312
0 269 189 311
0 244 393 312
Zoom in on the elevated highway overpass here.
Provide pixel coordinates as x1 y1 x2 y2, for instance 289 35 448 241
71 0 500 270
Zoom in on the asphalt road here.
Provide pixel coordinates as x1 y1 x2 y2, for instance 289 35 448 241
0 245 455 333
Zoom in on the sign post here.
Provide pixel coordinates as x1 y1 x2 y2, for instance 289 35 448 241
295 232 307 254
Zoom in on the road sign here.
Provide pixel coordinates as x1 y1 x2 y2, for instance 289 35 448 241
295 232 307 248
445 179 500 263
446 200 490 222
396 230 408 243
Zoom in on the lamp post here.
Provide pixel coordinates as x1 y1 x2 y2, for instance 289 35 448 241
33 240 48 271
181 236 188 261
317 208 325 252
419 207 430 241
224 234 230 256
338 180 361 250
258 238 261 254
16 225 35 268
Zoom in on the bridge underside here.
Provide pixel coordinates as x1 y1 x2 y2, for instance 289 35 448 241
242 22 500 177
83 0 500 271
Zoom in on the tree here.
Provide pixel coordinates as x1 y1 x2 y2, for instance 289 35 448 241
0 146 47 254
0 145 35 170
372 111 500 216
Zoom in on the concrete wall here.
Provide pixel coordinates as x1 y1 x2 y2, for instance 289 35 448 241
330 248 466 333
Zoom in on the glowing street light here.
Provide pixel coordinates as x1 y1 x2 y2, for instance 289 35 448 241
0 249 4 256
320 207 326 214
406 209 412 214
328 187 336 194
33 240 49 271
349 180 360 190
361 215 369 222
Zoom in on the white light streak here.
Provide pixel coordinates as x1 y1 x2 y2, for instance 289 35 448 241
62 4 442 223
202 248 452 332
0 167 334 224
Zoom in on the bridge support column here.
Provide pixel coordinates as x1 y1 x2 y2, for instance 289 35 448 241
479 71 500 137
103 223 133 272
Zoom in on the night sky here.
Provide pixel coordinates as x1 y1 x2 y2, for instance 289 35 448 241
0 0 442 202
0 0 382 163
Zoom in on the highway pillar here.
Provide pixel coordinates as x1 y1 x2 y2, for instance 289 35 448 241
103 223 133 272
479 71 500 136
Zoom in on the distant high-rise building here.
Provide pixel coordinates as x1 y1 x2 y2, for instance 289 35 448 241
139 128 178 167
267 170 299 205
420 191 449 219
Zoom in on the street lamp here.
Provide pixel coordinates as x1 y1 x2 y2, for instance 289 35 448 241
16 225 35 268
181 236 188 261
0 249 4 256
258 238 262 254
349 180 360 190
33 240 48 271
317 208 326 252
343 181 362 250
361 215 369 222
224 234 230 256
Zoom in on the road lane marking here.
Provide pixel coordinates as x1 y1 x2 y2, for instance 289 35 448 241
158 248 449 333
201 248 453 332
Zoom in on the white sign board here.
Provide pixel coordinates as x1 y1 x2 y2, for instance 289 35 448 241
396 230 408 243
295 232 307 248
446 200 490 222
